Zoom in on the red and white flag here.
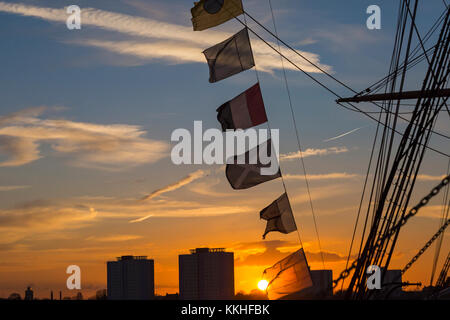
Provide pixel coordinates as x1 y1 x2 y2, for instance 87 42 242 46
216 83 268 131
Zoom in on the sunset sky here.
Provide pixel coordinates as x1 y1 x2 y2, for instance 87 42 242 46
0 0 449 299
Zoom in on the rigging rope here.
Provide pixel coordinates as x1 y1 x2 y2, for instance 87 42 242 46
342 111 383 291
430 159 450 285
220 1 450 289
240 2 305 249
218 0 450 152
436 251 450 287
223 10 450 156
349 4 450 297
267 0 325 269
240 7 450 141
333 174 450 287
364 6 447 94
402 218 450 274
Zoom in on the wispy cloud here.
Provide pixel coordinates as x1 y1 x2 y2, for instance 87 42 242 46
141 169 209 201
310 24 385 52
0 2 331 74
188 178 232 197
416 174 447 181
290 184 354 205
284 172 360 180
0 195 255 243
280 146 348 161
0 136 40 167
0 185 31 192
294 37 318 46
0 203 98 244
129 205 250 223
86 234 143 242
0 107 169 170
417 205 449 219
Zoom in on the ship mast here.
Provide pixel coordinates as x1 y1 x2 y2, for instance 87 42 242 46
341 0 450 299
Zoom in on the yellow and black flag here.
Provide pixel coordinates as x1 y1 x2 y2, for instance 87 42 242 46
191 0 244 31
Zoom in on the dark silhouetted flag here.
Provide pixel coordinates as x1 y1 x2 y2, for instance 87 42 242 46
203 28 255 83
260 193 297 239
225 139 280 189
217 83 268 131
191 0 244 31
263 248 313 300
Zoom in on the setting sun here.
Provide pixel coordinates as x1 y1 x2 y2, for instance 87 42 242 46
257 280 269 291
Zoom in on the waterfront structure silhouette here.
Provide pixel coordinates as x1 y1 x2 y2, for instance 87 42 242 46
179 248 234 300
107 255 155 300
24 286 33 300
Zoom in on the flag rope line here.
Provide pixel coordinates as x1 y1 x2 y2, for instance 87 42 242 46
267 0 325 269
241 2 304 249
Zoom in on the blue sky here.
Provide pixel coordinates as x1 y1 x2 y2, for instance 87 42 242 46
0 0 449 297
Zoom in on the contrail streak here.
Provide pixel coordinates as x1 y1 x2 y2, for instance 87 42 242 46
141 169 208 201
323 127 364 142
